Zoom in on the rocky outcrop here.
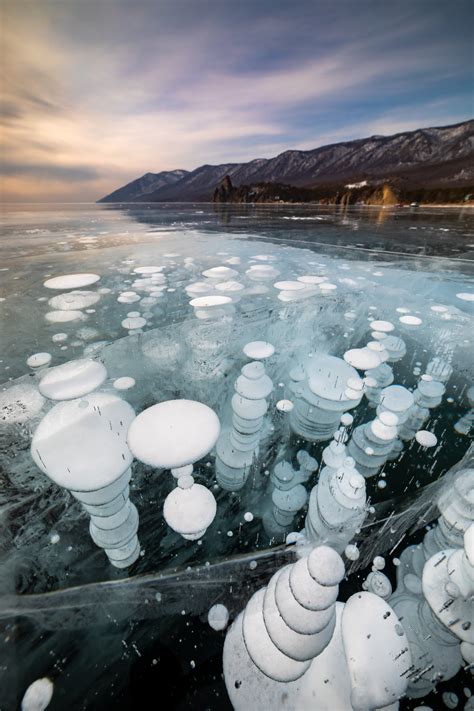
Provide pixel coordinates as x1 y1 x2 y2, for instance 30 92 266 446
213 177 320 203
213 175 235 202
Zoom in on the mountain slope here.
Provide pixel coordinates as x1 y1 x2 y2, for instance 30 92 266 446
98 119 474 202
231 121 474 187
98 169 189 202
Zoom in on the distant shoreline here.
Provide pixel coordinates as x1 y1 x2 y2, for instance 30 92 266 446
2 201 474 208
99 201 474 208
211 201 474 208
407 203 474 208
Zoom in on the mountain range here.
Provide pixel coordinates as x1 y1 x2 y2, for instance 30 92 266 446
98 119 474 203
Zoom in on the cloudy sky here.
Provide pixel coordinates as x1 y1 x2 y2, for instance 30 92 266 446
1 0 473 202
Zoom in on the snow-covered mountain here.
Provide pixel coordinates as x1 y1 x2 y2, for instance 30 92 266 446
98 120 474 202
98 169 189 202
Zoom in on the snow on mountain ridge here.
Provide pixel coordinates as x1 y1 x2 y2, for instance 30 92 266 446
98 169 189 203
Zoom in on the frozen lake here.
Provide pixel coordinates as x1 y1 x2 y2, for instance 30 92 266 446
0 203 473 710
1 203 473 380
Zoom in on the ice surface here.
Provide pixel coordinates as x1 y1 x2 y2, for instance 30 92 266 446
0 383 46 424
0 204 473 709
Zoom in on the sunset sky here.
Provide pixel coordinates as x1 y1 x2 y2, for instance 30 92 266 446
1 0 473 202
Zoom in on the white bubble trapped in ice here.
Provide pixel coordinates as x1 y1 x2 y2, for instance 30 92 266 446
363 571 392 599
341 592 410 709
399 315 422 326
208 603 229 631
117 291 140 304
21 677 54 711
243 341 275 360
31 392 140 568
345 544 360 561
128 399 220 470
121 316 146 330
43 274 100 290
113 377 136 391
133 266 164 274
344 347 381 370
48 291 100 311
26 353 52 368
373 555 385 570
442 692 459 709
276 399 294 412
163 474 217 540
369 320 394 332
38 359 107 400
45 310 85 323
415 430 438 447
203 266 238 281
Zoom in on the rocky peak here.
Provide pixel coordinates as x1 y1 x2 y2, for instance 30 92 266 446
213 175 234 202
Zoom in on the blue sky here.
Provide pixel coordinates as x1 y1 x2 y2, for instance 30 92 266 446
2 0 473 200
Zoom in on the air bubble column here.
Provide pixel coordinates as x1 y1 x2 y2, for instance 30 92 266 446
216 361 273 491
